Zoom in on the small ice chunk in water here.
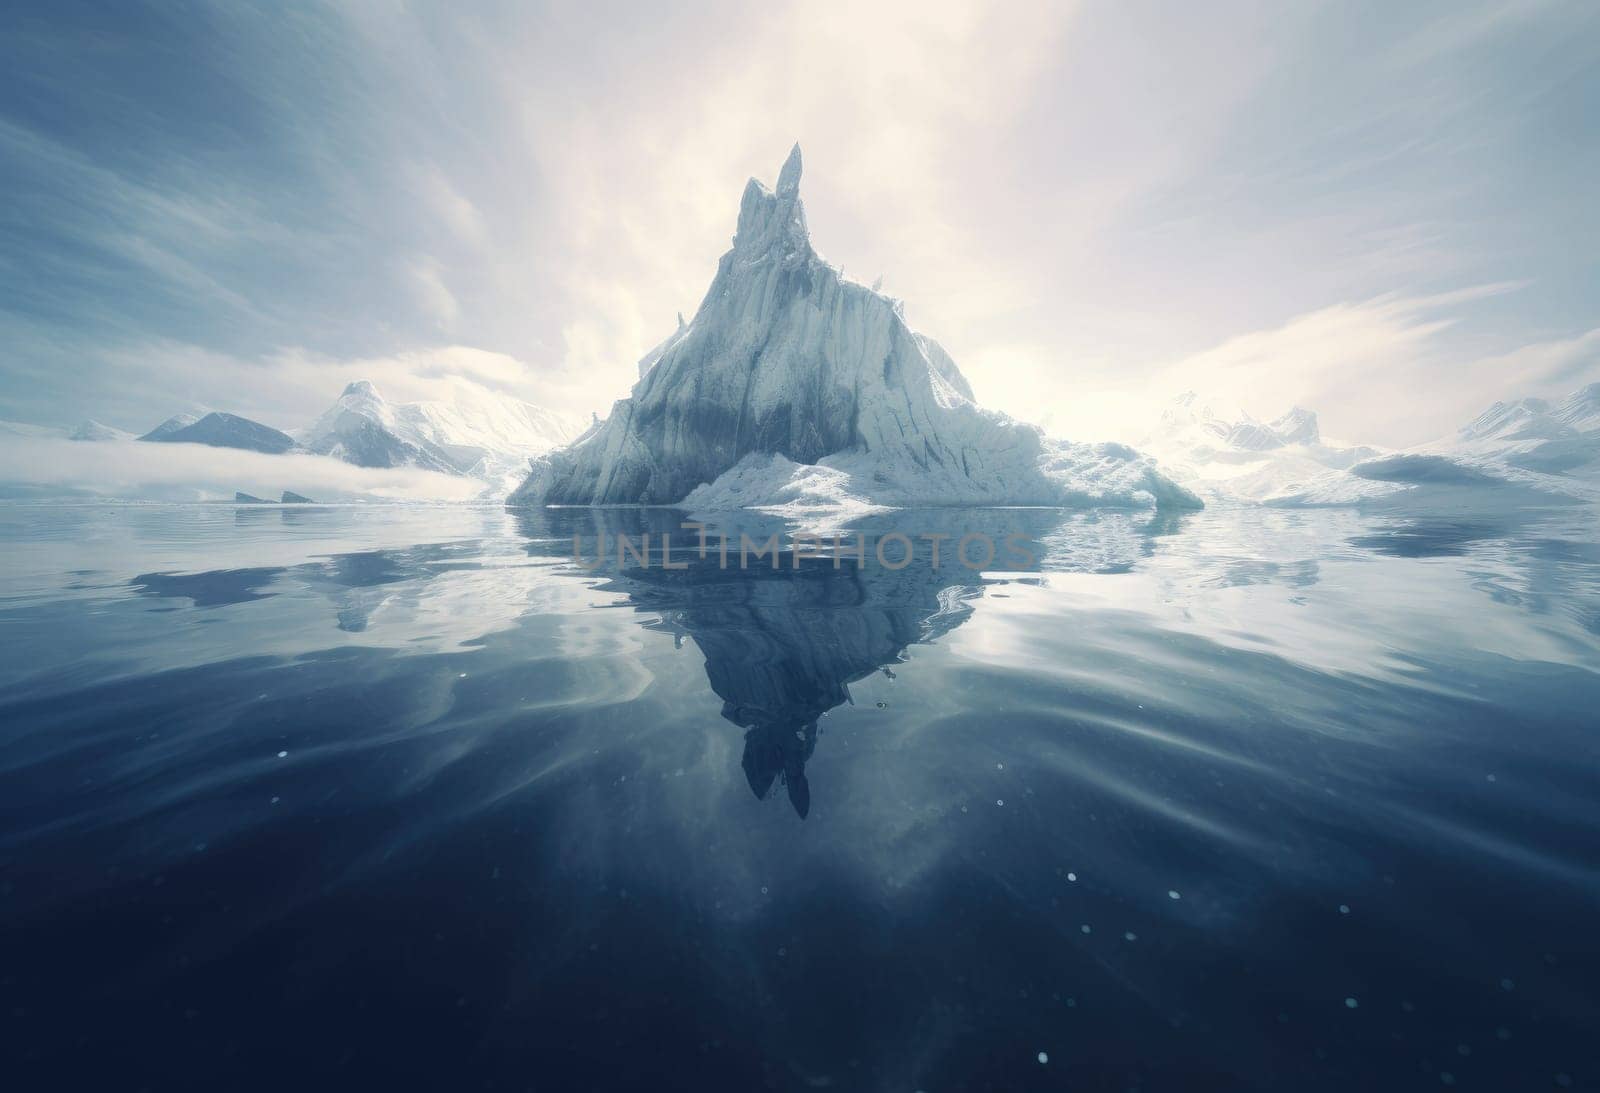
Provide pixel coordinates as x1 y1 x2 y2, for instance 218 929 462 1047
1167 890 1181 900
276 750 287 758
1339 904 1350 914
1036 1052 1048 1065
1066 872 1077 882
1344 997 1359 1009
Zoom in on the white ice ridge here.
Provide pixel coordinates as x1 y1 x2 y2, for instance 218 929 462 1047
511 144 1199 513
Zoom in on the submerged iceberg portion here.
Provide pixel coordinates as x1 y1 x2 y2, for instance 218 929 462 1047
511 145 1197 512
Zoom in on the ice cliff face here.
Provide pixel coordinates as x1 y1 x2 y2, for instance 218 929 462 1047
511 145 1198 512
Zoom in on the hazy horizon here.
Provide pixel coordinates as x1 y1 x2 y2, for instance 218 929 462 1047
2 0 1597 450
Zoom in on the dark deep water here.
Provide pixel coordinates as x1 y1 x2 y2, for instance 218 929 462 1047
1 501 1597 1092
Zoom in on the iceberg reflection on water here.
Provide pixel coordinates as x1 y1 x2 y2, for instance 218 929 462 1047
514 507 1106 817
0 501 1596 1091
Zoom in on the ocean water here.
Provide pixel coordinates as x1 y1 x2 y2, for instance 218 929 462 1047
1 501 1597 1091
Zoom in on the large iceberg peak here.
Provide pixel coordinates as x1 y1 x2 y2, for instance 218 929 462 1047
735 144 811 257
341 379 383 401
776 142 803 196
510 144 1200 513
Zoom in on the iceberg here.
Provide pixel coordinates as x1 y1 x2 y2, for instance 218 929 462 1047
511 145 1198 513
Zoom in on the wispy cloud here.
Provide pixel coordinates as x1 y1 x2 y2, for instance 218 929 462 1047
1025 285 1598 448
0 0 1596 447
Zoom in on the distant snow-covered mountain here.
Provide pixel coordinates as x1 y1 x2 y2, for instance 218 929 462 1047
304 379 584 493
512 145 1197 514
0 397 514 503
1142 393 1379 501
140 412 204 441
145 411 297 454
33 378 589 497
70 420 135 442
1266 382 1600 508
1447 383 1600 474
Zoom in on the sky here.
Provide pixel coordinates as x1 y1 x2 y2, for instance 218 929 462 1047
1 0 1596 449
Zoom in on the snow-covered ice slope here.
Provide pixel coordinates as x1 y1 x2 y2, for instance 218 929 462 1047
511 145 1198 512
139 412 203 441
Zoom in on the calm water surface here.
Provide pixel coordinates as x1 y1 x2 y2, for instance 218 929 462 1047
1 501 1597 1091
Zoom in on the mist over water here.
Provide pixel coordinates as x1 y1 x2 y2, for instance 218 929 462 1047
1 501 1597 1091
